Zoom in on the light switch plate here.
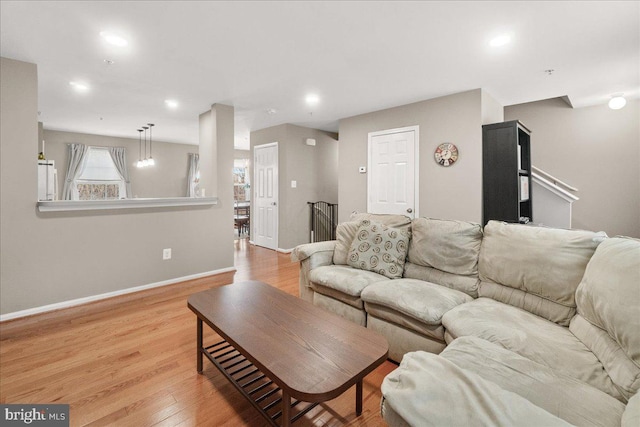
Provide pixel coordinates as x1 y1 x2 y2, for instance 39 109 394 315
291 180 297 188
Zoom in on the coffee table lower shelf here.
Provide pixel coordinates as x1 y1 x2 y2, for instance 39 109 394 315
201 338 320 426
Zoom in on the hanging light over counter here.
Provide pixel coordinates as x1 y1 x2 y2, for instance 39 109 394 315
136 124 156 168
147 123 155 166
136 129 144 168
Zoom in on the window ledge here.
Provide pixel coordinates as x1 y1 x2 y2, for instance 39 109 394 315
37 197 218 212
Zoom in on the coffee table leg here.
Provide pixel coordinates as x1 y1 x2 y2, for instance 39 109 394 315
356 379 363 416
197 317 203 373
282 390 291 427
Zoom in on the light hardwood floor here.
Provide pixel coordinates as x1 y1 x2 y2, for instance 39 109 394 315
0 239 397 426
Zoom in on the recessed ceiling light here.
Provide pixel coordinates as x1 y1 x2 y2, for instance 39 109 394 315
164 99 178 109
489 34 511 47
608 95 627 110
100 31 128 47
69 81 89 92
305 94 320 104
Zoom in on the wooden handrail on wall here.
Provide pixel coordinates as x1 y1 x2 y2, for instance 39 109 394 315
531 165 578 193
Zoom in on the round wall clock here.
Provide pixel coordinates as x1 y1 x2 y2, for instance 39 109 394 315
434 143 459 167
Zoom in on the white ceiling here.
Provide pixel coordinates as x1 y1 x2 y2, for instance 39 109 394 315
1 1 638 150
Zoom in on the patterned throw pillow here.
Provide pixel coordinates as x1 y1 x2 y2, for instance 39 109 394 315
347 220 410 279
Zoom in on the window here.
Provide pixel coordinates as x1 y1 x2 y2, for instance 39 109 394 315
73 147 126 200
233 159 250 201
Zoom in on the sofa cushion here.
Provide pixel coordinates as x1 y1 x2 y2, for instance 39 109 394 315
362 278 472 326
333 214 412 266
408 217 482 276
313 292 367 326
442 297 622 400
367 316 446 361
479 221 606 326
309 265 389 308
403 262 480 298
623 391 640 427
332 221 360 265
347 221 410 279
382 351 572 427
573 236 640 401
441 336 625 427
350 212 412 229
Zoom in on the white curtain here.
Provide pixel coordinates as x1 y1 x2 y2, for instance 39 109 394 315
187 153 200 197
61 143 88 200
107 147 131 198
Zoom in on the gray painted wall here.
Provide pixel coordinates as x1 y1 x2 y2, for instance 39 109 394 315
481 90 504 125
250 124 339 250
338 89 490 224
42 129 198 199
505 97 640 237
235 149 250 160
0 57 234 315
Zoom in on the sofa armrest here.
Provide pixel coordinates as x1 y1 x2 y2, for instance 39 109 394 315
291 241 337 262
291 241 336 303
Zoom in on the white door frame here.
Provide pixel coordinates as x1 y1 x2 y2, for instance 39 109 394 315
252 142 279 250
367 125 420 218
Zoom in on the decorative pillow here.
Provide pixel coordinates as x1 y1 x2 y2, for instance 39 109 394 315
347 220 410 279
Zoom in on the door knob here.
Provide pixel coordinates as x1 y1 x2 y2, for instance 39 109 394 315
406 208 413 213
271 202 277 206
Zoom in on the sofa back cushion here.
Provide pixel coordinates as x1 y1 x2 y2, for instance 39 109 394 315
333 221 360 265
408 218 483 276
478 221 606 326
403 263 480 298
572 237 640 401
333 213 411 265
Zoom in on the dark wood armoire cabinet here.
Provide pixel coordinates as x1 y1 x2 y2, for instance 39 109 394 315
482 120 532 225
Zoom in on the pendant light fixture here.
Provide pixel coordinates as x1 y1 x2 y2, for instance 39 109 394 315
135 124 156 168
147 123 155 166
136 129 144 168
142 126 149 166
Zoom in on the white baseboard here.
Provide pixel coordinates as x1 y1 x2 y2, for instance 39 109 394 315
0 266 237 322
246 241 292 254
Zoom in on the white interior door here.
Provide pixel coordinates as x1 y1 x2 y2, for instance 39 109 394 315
253 143 278 250
368 126 418 218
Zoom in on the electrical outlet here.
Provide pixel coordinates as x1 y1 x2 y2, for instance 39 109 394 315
163 248 172 260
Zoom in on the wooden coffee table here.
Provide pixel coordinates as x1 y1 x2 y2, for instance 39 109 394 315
187 280 389 426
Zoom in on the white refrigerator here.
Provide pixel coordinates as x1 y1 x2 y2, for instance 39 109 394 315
38 160 58 201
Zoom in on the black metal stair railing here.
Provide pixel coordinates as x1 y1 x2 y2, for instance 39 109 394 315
307 201 338 243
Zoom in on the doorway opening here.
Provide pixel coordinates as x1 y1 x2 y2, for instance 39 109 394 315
234 158 250 240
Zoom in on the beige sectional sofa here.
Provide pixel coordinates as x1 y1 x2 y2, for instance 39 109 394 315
292 214 640 426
